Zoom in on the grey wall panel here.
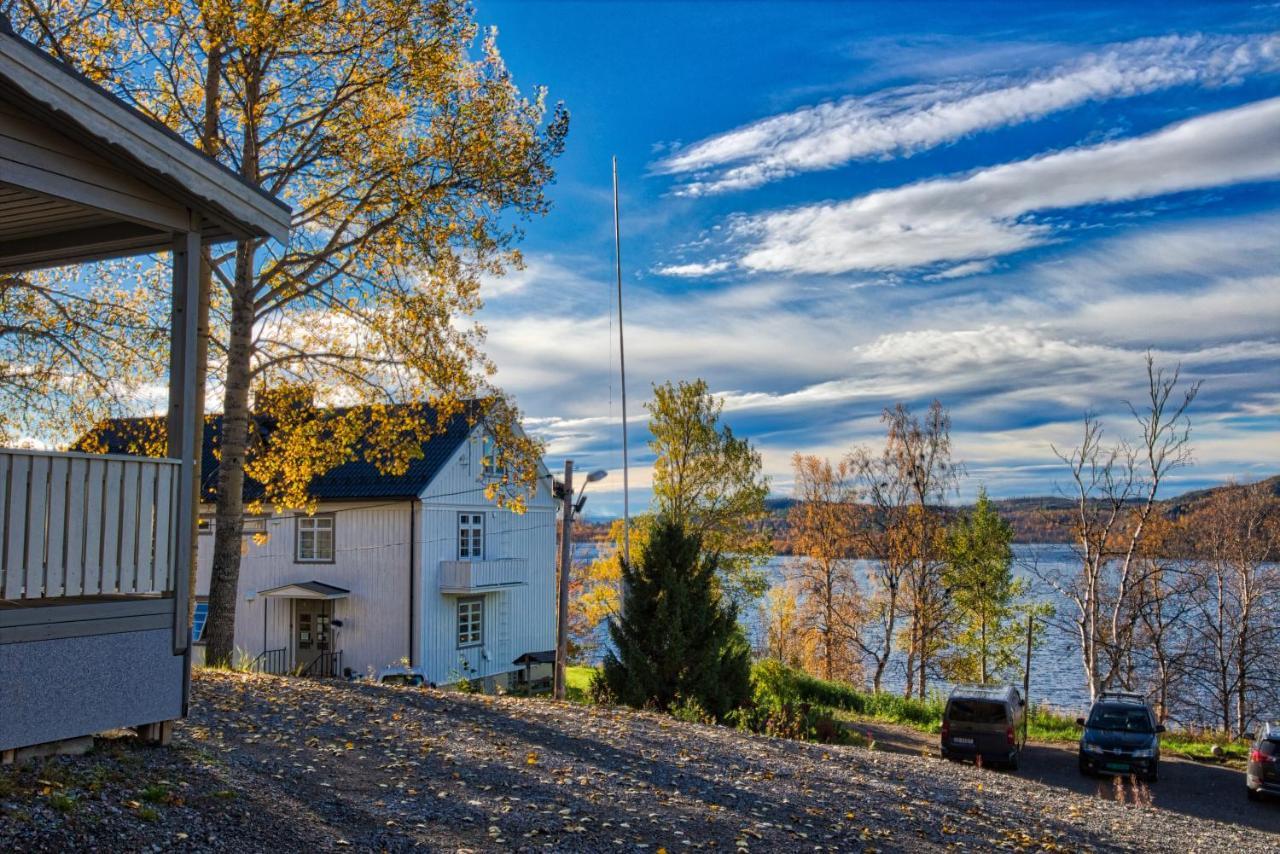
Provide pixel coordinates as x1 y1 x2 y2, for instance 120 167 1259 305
0 628 183 751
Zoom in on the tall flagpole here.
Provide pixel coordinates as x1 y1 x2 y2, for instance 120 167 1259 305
612 156 631 566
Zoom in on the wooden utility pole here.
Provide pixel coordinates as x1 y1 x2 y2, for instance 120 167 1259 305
554 460 575 700
1023 613 1034 745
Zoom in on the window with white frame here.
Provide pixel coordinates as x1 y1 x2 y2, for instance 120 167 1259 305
197 516 214 535
458 512 484 560
457 597 483 647
480 434 502 478
296 514 335 562
242 516 267 536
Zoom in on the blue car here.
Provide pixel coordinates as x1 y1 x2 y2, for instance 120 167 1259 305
1076 691 1165 783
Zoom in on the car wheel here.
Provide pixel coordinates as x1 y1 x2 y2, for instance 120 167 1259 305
1078 757 1092 777
1247 786 1261 802
1144 767 1158 785
1008 753 1019 772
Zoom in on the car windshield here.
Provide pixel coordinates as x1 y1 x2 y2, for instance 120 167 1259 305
948 699 1007 724
1259 740 1279 757
1087 705 1153 733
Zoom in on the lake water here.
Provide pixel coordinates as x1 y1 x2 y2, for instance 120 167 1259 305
580 542 1093 714
748 544 1090 713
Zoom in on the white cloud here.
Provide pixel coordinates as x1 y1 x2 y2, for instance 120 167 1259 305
924 259 997 280
732 97 1280 274
657 33 1280 195
652 260 731 277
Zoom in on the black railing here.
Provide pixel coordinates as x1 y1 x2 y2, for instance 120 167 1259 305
249 647 288 675
300 650 342 679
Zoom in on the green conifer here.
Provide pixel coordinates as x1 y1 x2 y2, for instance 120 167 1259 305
598 517 751 720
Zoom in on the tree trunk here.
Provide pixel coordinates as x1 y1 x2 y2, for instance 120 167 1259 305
203 250 256 667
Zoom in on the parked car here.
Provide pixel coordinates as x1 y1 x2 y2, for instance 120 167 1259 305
1076 691 1164 782
1245 721 1280 802
373 666 431 688
940 684 1026 769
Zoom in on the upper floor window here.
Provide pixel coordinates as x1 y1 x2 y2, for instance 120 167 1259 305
481 434 503 478
296 514 335 562
198 516 214 536
458 512 484 560
242 516 268 536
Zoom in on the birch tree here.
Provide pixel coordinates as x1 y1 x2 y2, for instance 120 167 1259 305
849 401 957 698
787 453 863 683
1050 355 1199 702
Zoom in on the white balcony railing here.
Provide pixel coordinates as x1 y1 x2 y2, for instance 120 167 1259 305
0 448 179 600
439 559 527 594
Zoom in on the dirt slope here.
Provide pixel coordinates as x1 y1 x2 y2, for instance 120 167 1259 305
1 670 1275 852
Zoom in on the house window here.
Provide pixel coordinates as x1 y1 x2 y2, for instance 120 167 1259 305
192 599 209 644
242 516 267 536
481 435 502 478
296 515 335 562
457 597 483 648
198 516 214 535
458 512 484 560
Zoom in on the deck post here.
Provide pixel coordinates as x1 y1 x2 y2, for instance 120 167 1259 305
169 222 200 657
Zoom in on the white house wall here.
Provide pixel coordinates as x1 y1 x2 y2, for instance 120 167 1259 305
416 429 558 686
192 425 558 687
194 501 414 676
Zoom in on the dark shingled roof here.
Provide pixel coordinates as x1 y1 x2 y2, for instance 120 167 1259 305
79 404 475 503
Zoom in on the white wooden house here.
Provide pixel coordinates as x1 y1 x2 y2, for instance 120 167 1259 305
92 407 559 689
0 14 290 757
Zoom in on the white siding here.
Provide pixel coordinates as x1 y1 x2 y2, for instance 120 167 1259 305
194 501 413 676
192 424 558 687
417 427 558 686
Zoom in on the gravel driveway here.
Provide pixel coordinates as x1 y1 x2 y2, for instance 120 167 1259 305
1 670 1276 852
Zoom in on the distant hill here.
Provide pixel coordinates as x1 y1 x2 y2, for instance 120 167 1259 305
585 477 1280 548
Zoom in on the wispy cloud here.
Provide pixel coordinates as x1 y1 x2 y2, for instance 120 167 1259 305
657 32 1280 195
652 260 731 277
727 97 1280 275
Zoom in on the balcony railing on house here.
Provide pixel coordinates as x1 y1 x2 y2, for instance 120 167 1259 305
0 449 179 603
439 559 528 594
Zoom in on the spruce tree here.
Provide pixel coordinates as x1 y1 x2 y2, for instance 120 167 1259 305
598 517 751 721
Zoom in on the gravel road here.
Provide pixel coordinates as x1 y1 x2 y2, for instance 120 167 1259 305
853 719 1280 836
1 670 1277 852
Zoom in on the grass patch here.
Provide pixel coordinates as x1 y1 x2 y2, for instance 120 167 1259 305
47 792 76 814
136 805 159 823
565 665 596 703
139 784 168 804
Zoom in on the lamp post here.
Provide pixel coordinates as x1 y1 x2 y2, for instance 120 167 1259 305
555 461 607 700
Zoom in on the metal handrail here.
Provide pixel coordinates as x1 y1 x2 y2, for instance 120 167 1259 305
300 650 342 679
249 647 288 675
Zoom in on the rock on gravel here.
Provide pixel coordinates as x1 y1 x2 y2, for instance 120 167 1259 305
0 670 1274 852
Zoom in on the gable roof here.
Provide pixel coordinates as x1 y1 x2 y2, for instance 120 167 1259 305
79 403 476 503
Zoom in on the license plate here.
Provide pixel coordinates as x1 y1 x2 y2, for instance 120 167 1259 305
952 737 973 745
1106 762 1129 771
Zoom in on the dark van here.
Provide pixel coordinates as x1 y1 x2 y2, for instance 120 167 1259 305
940 684 1027 769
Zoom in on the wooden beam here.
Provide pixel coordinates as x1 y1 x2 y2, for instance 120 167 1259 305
167 225 199 655
0 220 167 272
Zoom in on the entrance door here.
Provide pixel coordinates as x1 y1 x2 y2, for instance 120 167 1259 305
293 599 332 675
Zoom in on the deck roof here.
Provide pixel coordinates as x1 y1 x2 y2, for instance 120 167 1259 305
0 12 290 272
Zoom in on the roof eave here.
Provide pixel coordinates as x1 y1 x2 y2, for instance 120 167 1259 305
0 31 291 244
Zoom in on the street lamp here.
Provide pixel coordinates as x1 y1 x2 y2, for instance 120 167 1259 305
554 462 607 700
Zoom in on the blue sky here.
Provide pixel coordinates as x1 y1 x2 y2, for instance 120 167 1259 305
471 1 1280 516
